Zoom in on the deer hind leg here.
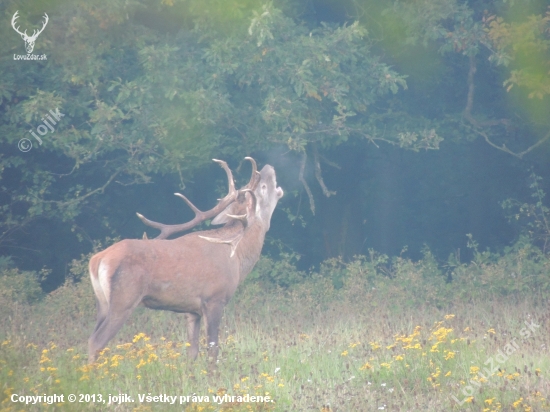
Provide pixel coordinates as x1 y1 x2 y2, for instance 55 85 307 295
89 258 110 334
88 306 135 364
185 313 201 360
88 267 142 364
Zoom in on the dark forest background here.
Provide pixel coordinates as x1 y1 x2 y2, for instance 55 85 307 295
0 0 549 291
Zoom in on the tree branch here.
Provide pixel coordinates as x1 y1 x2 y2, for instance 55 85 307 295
299 151 315 215
464 54 550 159
53 169 122 207
312 143 336 198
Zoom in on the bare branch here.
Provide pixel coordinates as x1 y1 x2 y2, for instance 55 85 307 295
464 54 476 122
473 126 550 159
312 143 336 197
318 153 341 170
299 151 315 215
51 170 121 208
464 54 550 159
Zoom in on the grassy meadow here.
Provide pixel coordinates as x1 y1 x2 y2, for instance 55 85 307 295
1 243 550 411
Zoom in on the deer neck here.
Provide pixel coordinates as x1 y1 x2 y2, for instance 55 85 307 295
235 221 266 283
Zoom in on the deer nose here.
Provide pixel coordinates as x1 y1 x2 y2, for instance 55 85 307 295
277 187 284 198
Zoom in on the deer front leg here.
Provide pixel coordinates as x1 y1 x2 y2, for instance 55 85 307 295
204 303 224 364
185 313 201 360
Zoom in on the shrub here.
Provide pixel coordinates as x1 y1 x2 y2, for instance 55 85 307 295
249 252 306 288
0 266 44 306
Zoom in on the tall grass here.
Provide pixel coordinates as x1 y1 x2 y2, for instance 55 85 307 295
1 242 550 411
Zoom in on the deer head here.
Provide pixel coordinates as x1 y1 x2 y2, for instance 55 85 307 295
12 11 49 54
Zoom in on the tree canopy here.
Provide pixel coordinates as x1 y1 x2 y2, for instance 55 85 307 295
1 0 549 288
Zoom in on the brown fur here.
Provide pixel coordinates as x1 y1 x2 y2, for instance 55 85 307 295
88 164 283 364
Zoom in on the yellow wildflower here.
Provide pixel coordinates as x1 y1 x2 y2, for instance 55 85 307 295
117 342 133 350
444 351 455 360
512 398 523 408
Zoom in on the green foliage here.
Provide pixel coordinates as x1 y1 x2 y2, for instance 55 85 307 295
1 0 549 285
452 235 550 299
249 252 305 288
43 272 97 323
67 237 121 282
340 252 451 308
0 266 44 306
485 9 550 99
243 236 550 308
319 256 348 289
502 173 550 252
0 0 441 271
387 0 485 56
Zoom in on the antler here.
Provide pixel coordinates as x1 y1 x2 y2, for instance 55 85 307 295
11 11 48 39
11 11 26 37
241 157 260 192
31 13 49 39
137 158 249 239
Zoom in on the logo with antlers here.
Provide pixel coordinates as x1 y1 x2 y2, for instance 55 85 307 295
11 11 49 54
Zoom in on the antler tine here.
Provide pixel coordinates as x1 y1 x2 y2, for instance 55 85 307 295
137 159 239 239
174 193 201 215
242 157 260 191
213 158 236 195
11 11 26 36
34 13 49 37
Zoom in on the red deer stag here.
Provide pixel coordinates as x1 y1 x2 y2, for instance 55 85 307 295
88 157 283 363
